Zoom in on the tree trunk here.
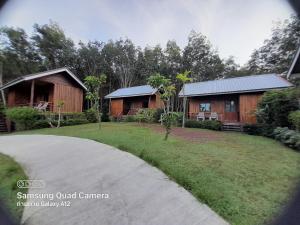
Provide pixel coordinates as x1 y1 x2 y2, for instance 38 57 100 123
30 80 35 107
57 107 61 128
182 86 186 128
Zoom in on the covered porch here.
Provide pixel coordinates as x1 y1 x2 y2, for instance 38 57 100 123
109 94 158 117
7 80 54 111
123 95 156 115
187 94 240 123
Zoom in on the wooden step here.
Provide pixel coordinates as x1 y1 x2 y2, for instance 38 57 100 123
0 113 8 132
222 123 242 132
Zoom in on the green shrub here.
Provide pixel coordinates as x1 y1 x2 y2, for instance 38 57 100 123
153 108 164 123
172 112 183 126
5 107 39 130
123 115 136 122
257 89 299 129
243 124 263 135
85 108 98 123
273 127 300 151
62 119 89 126
185 120 222 131
135 108 156 123
40 112 86 121
32 120 50 129
101 102 110 122
109 116 118 122
62 112 86 120
185 120 202 128
289 111 300 131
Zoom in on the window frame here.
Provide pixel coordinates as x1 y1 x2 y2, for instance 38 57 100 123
225 100 236 112
199 102 211 112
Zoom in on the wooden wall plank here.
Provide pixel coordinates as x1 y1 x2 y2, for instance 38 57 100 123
188 95 239 122
53 84 83 113
111 99 123 116
239 93 262 124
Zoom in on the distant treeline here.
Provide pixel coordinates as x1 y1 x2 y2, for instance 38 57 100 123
0 15 299 105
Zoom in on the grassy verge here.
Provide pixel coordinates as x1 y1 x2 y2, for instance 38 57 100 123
16 122 300 225
0 153 27 223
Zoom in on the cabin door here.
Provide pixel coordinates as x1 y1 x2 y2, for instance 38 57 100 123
224 99 239 122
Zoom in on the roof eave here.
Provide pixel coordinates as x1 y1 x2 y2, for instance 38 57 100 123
105 92 156 99
0 68 87 91
179 86 293 97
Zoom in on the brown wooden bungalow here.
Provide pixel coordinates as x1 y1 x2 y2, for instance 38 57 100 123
179 74 293 125
0 68 87 113
105 85 164 117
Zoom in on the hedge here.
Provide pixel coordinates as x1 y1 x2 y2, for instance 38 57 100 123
185 120 222 131
85 108 98 123
289 111 300 131
243 124 263 135
273 127 300 151
256 89 299 129
5 107 39 130
5 106 91 131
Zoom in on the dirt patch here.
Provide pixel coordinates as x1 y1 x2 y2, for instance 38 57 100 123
142 124 224 143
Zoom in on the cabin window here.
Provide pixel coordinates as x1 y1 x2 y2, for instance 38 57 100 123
225 100 236 112
200 103 211 112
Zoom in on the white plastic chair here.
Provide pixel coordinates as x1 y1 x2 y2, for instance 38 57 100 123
196 112 205 121
39 102 49 111
34 102 43 110
209 112 218 120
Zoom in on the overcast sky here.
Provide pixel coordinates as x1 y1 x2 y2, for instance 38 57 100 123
0 0 295 65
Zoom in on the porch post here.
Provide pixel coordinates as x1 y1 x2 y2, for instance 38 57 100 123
30 80 35 107
148 95 151 108
109 98 111 114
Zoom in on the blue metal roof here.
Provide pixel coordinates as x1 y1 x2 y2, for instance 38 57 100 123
179 74 293 97
105 85 157 99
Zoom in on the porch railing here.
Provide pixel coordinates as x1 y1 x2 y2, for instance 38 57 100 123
11 102 54 112
188 112 223 121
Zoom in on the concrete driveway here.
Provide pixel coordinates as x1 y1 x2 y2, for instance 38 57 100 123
0 135 228 225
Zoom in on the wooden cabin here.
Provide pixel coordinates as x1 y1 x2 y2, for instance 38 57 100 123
0 68 87 113
179 74 293 124
105 85 164 117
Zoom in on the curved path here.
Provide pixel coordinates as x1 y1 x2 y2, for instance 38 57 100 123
0 135 228 225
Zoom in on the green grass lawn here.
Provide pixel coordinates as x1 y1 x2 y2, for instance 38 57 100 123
0 153 27 223
16 122 300 225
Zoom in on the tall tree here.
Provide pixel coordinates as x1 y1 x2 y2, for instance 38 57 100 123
84 74 107 129
110 39 137 88
183 31 224 81
164 40 182 81
148 73 176 140
32 22 77 70
164 41 182 110
221 56 244 78
134 49 148 85
176 71 192 128
0 27 41 82
77 41 105 80
143 45 166 76
246 15 300 75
